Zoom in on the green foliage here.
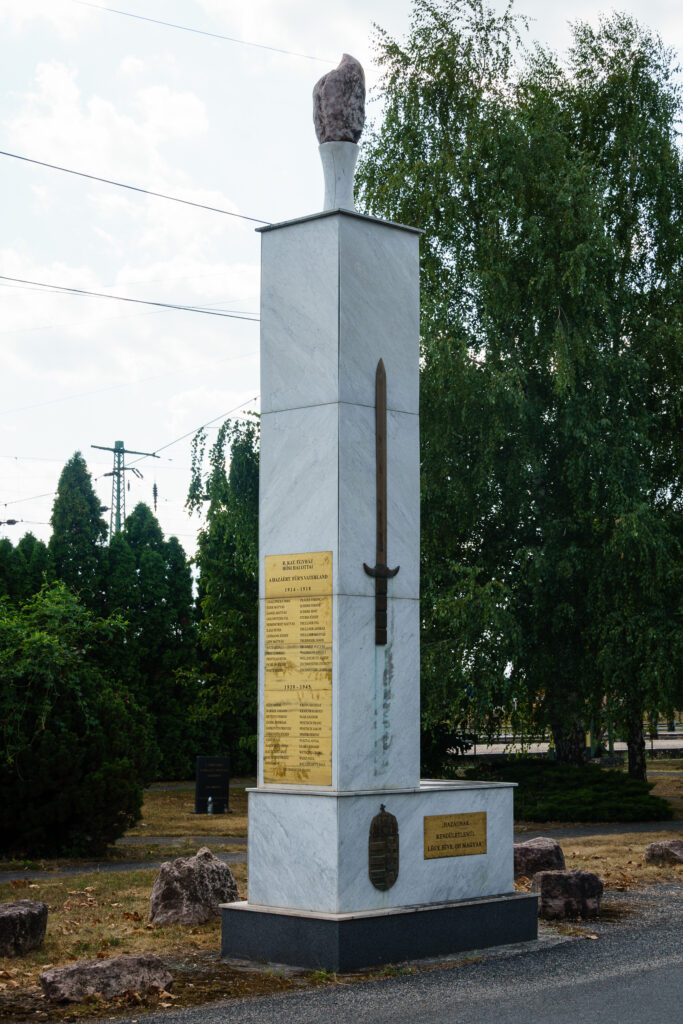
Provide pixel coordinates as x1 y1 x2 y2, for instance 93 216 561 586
463 759 673 822
187 416 259 773
0 534 50 604
49 452 107 609
0 584 156 857
102 504 198 780
357 0 683 773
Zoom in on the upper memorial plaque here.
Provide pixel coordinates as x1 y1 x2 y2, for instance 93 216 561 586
313 54 365 144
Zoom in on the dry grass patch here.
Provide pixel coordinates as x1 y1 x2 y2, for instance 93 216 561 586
515 830 682 893
0 864 251 1021
124 784 250 838
648 775 683 818
108 840 245 863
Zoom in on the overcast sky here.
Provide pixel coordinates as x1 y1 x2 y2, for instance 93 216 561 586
1 0 681 556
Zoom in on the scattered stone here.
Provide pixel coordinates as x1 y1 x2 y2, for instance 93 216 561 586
149 846 238 925
514 837 566 879
645 839 683 865
313 54 365 144
0 900 48 957
39 953 172 1003
531 869 604 920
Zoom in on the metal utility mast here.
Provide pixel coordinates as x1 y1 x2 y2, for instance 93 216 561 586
91 440 159 535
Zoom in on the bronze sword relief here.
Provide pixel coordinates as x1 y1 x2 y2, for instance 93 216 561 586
363 358 399 645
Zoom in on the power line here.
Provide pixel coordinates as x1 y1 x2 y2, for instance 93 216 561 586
0 150 270 225
74 1 333 63
128 397 260 465
0 275 259 321
2 401 260 509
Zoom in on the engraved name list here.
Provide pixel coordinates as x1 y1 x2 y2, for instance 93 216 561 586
263 552 333 786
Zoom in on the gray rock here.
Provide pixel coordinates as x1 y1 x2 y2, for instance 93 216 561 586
40 953 172 1003
645 839 683 865
0 900 48 957
514 836 566 879
149 846 238 925
531 869 604 920
313 54 365 144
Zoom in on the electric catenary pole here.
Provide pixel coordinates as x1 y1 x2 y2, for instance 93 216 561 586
91 441 159 535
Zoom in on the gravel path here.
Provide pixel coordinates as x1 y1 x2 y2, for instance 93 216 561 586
102 884 683 1024
0 851 245 883
514 819 683 840
2 823 679 881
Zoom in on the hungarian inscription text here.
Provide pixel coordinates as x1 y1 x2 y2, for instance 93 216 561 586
423 812 487 859
263 552 333 786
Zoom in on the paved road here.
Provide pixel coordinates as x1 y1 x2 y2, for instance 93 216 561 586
100 884 681 1024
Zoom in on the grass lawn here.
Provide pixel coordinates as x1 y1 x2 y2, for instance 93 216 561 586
124 783 250 838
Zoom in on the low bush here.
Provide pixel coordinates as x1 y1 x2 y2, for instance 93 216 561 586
0 584 157 857
463 758 674 822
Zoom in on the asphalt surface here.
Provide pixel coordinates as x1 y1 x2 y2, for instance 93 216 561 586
100 884 682 1024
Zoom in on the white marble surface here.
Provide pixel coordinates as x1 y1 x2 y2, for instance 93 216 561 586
247 783 515 914
334 595 420 791
258 405 339 597
338 215 419 414
260 212 420 416
256 209 421 791
260 216 340 415
319 142 358 212
338 404 419 600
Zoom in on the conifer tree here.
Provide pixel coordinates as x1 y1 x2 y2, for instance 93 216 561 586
49 452 107 609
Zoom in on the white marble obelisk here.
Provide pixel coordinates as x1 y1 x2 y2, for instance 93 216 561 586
221 55 536 966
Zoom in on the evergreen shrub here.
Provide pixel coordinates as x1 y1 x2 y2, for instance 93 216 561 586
463 758 674 822
0 585 157 857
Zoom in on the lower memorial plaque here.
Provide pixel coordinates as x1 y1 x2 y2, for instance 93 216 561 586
263 551 333 786
424 812 487 859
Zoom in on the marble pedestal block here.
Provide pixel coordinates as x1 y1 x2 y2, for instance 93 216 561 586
222 780 538 969
246 781 516 914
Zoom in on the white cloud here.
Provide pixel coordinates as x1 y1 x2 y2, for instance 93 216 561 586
133 85 208 140
0 0 89 37
6 62 209 188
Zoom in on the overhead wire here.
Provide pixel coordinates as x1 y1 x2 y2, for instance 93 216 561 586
0 150 270 225
73 1 333 63
0 275 259 321
1 396 260 507
127 397 260 466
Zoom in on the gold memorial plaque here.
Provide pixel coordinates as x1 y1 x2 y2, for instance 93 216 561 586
263 552 333 786
423 812 487 859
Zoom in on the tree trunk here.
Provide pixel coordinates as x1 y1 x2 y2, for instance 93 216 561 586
551 717 585 765
626 715 647 781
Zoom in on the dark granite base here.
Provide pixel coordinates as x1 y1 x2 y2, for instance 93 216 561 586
221 892 538 972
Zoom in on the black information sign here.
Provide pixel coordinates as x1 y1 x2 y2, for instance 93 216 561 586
194 756 230 814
